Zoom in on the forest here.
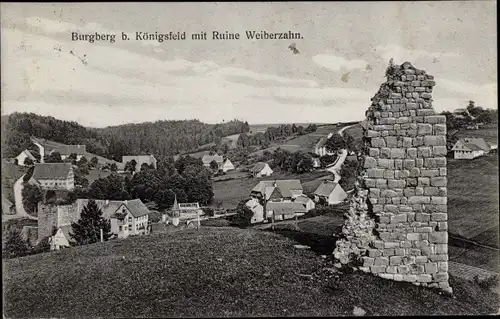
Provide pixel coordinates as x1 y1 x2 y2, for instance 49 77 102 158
1 112 250 161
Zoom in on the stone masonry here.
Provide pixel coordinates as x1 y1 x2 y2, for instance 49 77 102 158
333 61 451 293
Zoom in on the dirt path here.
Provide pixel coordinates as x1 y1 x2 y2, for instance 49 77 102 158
11 175 38 221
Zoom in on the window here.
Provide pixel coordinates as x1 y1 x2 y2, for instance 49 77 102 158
122 208 126 213
119 226 122 231
128 216 132 222
128 225 132 231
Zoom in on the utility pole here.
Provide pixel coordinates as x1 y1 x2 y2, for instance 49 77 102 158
100 228 103 242
197 210 200 230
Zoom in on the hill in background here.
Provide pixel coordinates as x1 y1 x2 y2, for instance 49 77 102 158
1 113 250 161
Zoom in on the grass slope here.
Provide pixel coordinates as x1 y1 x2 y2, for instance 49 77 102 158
4 227 499 317
447 154 499 246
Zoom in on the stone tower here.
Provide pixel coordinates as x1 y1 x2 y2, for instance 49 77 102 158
333 61 451 293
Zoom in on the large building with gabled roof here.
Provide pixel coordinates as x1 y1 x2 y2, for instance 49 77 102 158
31 163 75 190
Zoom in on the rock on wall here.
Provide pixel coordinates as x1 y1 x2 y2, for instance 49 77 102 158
333 61 451 293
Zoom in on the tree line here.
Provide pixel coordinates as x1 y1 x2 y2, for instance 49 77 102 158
1 112 250 160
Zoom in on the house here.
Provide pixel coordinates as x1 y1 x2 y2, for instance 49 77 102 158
452 138 491 159
266 202 308 221
251 179 303 202
314 133 336 157
37 198 147 248
294 195 316 211
122 155 157 172
202 154 224 168
15 150 37 166
2 196 15 215
221 158 235 172
50 145 86 161
110 199 151 238
250 162 273 177
49 227 71 250
245 198 265 224
313 180 348 205
31 163 75 191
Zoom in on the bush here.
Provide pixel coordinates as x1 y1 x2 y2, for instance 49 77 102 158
2 228 30 259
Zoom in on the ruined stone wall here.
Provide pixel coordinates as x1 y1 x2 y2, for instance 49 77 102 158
37 202 58 241
334 62 451 293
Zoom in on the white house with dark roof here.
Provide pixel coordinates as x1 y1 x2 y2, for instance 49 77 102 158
31 163 75 191
122 155 157 172
250 162 273 177
15 150 37 166
314 180 348 205
110 199 151 238
452 137 491 159
221 158 235 172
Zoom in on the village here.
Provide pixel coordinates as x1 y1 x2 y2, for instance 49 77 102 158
2 103 496 254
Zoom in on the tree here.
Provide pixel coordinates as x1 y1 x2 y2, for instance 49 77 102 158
70 200 112 246
44 152 63 163
209 160 219 171
23 157 34 166
67 153 78 165
2 228 30 259
236 133 250 149
325 134 345 152
75 175 89 188
77 156 88 167
22 184 43 215
90 156 99 168
124 159 137 173
227 200 254 228
110 163 118 172
154 188 176 210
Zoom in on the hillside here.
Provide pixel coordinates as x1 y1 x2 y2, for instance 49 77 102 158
1 112 250 161
3 227 498 317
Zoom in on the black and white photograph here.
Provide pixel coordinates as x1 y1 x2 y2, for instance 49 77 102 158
1 2 498 317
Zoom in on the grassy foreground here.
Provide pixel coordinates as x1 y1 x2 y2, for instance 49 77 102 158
3 227 499 317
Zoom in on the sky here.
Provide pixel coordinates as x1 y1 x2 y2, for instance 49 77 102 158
0 2 497 128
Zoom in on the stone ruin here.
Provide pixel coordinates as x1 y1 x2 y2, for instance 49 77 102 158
333 61 451 293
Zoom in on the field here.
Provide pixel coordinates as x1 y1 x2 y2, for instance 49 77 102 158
4 227 499 317
250 124 342 157
447 154 499 247
212 171 331 209
454 124 498 144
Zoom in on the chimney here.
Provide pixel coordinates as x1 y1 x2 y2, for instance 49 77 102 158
105 200 109 205
124 200 128 205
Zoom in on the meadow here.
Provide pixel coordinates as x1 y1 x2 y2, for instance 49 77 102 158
4 227 498 317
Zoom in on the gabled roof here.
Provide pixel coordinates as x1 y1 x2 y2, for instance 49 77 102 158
222 158 234 166
52 145 86 155
266 202 307 215
452 138 491 152
251 162 269 173
113 199 150 218
32 163 72 180
74 199 127 221
202 154 223 164
314 180 341 197
251 180 303 199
